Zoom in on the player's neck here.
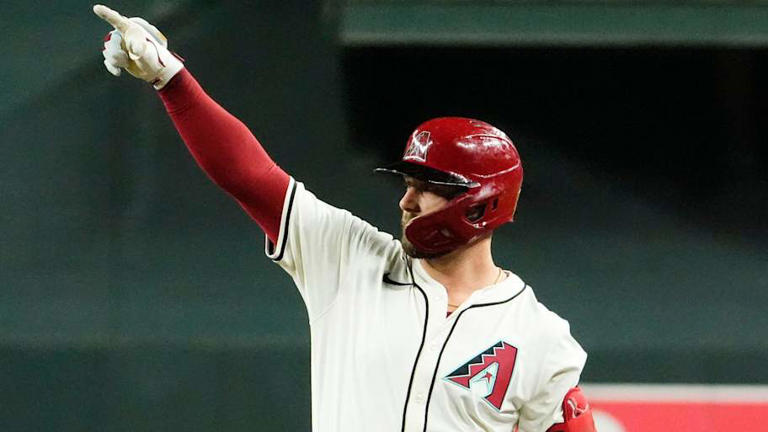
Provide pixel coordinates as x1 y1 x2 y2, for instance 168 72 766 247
420 236 499 296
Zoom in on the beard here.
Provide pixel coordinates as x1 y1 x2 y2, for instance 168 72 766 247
400 212 449 259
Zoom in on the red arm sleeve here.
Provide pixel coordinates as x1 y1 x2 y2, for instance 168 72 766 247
157 69 289 243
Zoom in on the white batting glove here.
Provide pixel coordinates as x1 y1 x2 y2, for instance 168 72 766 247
93 4 184 90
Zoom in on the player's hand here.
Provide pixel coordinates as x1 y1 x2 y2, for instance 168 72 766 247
93 4 184 89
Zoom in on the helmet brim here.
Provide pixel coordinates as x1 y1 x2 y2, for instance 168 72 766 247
374 161 479 188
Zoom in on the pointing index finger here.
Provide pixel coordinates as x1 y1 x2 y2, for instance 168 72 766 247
93 4 131 33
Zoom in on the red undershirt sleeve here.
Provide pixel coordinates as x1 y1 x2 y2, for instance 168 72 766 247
157 69 289 243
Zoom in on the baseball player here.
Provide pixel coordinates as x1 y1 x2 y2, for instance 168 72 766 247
93 5 596 431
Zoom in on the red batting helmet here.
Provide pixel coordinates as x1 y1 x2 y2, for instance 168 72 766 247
375 117 523 255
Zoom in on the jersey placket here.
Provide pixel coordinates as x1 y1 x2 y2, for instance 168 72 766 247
402 266 462 432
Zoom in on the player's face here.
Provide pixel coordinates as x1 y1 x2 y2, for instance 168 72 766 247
399 177 460 258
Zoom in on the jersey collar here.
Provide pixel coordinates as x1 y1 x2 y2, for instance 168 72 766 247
411 259 526 307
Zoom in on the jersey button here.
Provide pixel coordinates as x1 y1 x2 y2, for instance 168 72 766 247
430 342 440 351
414 393 426 404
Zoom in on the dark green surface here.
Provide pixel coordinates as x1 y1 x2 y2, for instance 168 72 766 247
0 343 310 431
2 1 330 430
0 1 198 117
342 1 768 46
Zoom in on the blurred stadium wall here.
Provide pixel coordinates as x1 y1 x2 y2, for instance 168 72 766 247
1 0 766 430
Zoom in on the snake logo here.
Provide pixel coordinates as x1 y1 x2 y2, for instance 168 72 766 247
403 130 432 162
444 341 518 410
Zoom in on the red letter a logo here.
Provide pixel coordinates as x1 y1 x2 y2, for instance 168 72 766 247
445 341 518 410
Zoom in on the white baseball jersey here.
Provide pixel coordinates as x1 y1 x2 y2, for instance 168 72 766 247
266 179 587 432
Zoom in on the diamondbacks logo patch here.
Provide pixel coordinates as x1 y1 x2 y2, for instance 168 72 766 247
403 130 432 162
444 341 518 410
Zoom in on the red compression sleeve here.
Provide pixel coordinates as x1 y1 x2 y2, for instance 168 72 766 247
158 69 289 243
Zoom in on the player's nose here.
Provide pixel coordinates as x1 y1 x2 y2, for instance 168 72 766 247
399 186 420 214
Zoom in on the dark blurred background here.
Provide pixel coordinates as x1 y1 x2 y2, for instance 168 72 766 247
1 0 766 430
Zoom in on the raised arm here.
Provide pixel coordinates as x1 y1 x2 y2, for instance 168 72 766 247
93 5 289 242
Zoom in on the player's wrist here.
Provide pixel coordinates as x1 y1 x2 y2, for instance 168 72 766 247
156 66 187 93
150 52 185 90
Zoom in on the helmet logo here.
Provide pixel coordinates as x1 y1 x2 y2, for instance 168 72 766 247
403 130 432 162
